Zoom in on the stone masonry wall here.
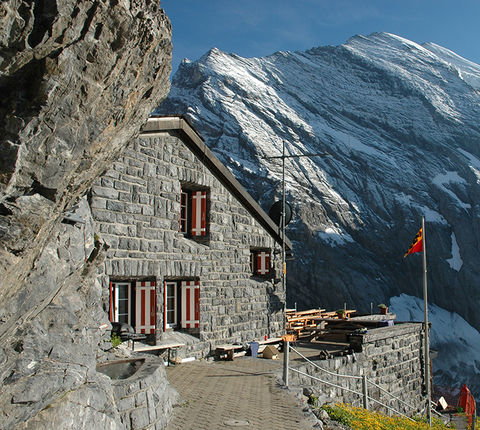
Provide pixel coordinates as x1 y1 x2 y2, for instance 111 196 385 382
109 357 178 430
288 323 426 416
91 131 285 356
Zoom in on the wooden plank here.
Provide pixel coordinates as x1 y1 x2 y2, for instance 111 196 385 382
215 344 243 351
134 342 185 352
287 316 318 323
290 308 325 316
257 337 282 345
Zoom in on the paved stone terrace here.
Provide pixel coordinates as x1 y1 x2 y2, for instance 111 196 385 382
165 356 317 429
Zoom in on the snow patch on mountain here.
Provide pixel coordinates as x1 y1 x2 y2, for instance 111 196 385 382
432 172 471 210
390 294 480 394
458 149 480 185
447 233 463 271
317 225 354 247
394 194 448 225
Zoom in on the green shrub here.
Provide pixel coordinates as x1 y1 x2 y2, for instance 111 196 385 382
111 334 122 348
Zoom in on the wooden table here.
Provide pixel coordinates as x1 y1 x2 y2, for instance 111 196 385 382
134 342 186 365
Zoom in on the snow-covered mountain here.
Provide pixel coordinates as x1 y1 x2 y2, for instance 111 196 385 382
157 32 480 394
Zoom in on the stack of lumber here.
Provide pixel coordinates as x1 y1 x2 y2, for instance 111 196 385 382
286 308 357 338
286 308 325 337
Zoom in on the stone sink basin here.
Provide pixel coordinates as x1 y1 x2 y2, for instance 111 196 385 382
96 358 145 380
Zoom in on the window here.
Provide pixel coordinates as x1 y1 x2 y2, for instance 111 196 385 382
179 186 208 238
163 280 200 332
164 281 178 329
179 191 188 233
109 281 156 334
250 249 272 276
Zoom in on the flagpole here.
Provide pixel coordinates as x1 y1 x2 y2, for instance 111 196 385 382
422 216 432 425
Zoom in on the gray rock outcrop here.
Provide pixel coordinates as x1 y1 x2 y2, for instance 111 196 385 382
0 1 172 428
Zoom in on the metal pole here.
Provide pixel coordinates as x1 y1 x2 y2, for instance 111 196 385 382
282 141 286 317
283 340 290 387
422 216 432 426
362 374 369 410
262 146 329 331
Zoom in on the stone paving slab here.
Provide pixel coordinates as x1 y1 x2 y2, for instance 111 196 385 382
165 356 317 429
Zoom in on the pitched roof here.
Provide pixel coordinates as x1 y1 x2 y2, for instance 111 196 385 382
143 115 292 250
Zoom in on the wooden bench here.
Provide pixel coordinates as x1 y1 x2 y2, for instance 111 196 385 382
134 342 185 366
215 344 245 360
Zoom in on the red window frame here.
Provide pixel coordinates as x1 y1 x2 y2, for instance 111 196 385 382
179 187 208 238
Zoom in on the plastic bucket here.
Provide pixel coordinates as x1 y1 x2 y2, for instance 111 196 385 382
250 342 259 358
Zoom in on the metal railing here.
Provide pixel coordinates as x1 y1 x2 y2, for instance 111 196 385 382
283 341 433 422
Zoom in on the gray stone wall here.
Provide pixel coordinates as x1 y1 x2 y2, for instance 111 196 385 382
109 357 178 430
288 323 426 416
91 131 285 356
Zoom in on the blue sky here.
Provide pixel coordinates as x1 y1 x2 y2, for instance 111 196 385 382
162 0 480 73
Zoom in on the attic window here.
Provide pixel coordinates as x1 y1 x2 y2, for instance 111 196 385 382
250 249 272 277
179 184 209 239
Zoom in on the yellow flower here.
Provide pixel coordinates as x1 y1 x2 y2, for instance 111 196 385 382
322 403 454 430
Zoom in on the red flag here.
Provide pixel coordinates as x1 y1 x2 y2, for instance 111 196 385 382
404 227 423 257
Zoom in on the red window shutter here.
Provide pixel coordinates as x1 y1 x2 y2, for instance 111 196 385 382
265 253 271 274
191 191 207 236
181 281 200 328
109 282 114 322
256 251 271 275
135 281 156 334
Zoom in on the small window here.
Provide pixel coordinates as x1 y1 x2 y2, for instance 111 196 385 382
164 281 178 329
163 280 200 333
179 191 188 233
109 281 156 334
179 185 209 238
251 249 272 276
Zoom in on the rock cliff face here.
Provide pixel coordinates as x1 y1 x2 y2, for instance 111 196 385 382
0 1 172 428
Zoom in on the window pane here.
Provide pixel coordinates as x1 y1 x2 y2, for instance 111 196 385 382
118 299 128 314
117 285 128 299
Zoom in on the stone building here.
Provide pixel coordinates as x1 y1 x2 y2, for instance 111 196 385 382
91 116 290 357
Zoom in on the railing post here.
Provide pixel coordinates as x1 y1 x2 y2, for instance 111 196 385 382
283 340 289 387
362 374 369 410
